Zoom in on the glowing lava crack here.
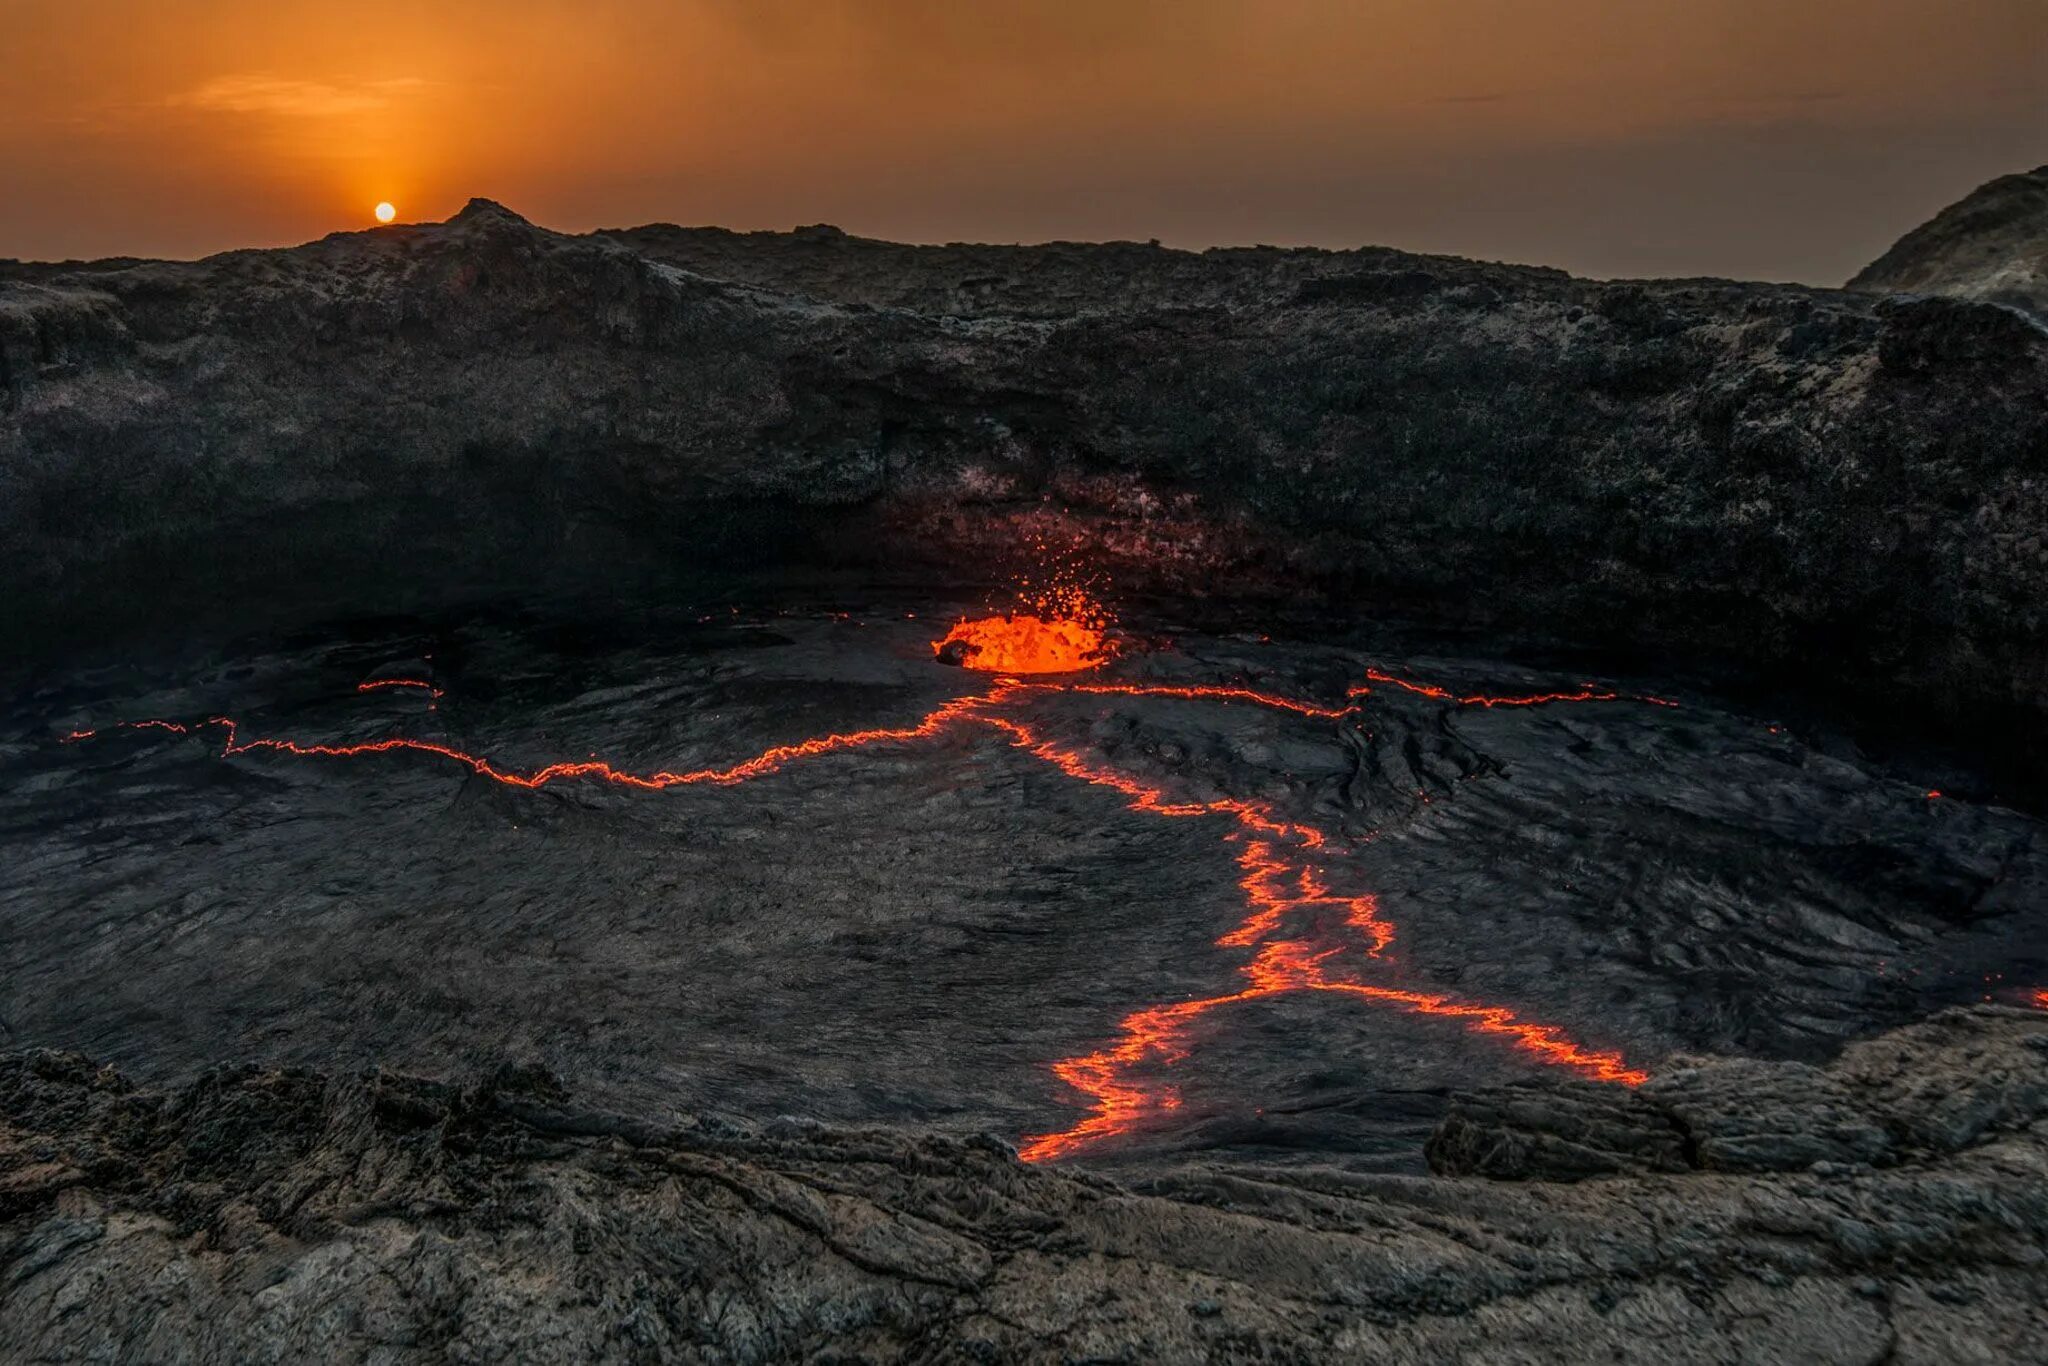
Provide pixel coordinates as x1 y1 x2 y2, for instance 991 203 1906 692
62 655 1674 1162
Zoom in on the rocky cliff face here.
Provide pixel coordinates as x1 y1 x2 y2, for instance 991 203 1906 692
3 1006 2043 1362
4 198 2046 756
1851 165 2048 319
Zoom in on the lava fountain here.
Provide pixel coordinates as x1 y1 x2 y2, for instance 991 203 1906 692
933 615 1111 673
933 577 1115 674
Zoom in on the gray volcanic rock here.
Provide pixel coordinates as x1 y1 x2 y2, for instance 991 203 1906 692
1424 1081 1692 1179
1852 165 2048 319
1433 1003 2048 1187
9 192 2048 1364
3 197 2047 761
1644 1059 1895 1172
3 1006 2044 1362
1430 1007 2048 1187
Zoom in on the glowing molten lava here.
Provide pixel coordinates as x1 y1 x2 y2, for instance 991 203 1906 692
988 711 1643 1163
1352 667 1679 709
358 678 444 698
1013 941 1649 1164
64 690 1016 792
935 614 1110 674
935 571 1116 674
62 650 1693 1165
1024 680 1359 720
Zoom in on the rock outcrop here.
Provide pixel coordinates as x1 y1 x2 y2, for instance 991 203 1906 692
2 1006 2043 1362
3 197 2046 761
1429 1006 2047 1180
1852 165 2048 319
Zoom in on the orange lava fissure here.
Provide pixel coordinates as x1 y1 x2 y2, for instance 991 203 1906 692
61 644 1694 1163
357 678 445 698
1353 667 1679 709
982 711 1644 1162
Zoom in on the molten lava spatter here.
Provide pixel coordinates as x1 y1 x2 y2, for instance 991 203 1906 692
936 572 1115 674
935 615 1111 674
63 647 1687 1165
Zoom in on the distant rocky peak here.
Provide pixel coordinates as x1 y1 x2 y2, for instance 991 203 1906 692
1850 164 2048 318
452 198 532 227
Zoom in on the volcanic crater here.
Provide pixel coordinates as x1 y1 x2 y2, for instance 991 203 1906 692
15 591 2042 1169
4 190 2048 1360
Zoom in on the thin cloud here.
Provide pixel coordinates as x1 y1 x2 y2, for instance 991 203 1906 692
170 75 429 118
1692 89 1848 109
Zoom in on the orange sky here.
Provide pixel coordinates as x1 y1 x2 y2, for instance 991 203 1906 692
4 0 2043 281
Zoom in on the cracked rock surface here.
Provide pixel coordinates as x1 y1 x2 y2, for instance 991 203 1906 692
2 1006 2044 1363
7 608 2042 1173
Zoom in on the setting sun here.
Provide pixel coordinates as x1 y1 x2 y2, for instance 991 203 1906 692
373 201 396 224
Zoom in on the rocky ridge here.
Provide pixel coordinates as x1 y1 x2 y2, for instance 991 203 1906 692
2 196 2045 760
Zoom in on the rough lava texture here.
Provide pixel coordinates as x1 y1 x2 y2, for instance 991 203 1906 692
4 197 2047 757
1 1006 2043 1363
1851 165 2048 321
8 188 2048 1361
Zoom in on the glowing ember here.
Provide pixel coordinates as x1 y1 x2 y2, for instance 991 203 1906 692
935 556 1115 674
934 614 1111 673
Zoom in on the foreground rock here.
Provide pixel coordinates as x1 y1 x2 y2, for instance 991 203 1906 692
1430 1005 2046 1179
4 195 2047 762
3 1007 2043 1362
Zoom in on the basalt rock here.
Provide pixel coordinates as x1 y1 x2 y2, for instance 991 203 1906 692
1850 164 2048 320
2 1006 2043 1362
1429 1006 2048 1182
3 196 2046 762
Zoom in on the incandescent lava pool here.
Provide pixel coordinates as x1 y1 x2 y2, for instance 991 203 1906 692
7 593 2045 1171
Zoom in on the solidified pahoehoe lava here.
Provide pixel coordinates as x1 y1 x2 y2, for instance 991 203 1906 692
60 623 1683 1163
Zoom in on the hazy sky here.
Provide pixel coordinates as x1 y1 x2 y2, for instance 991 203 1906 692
3 0 2043 281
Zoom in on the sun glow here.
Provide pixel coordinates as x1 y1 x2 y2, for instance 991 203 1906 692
374 201 397 223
